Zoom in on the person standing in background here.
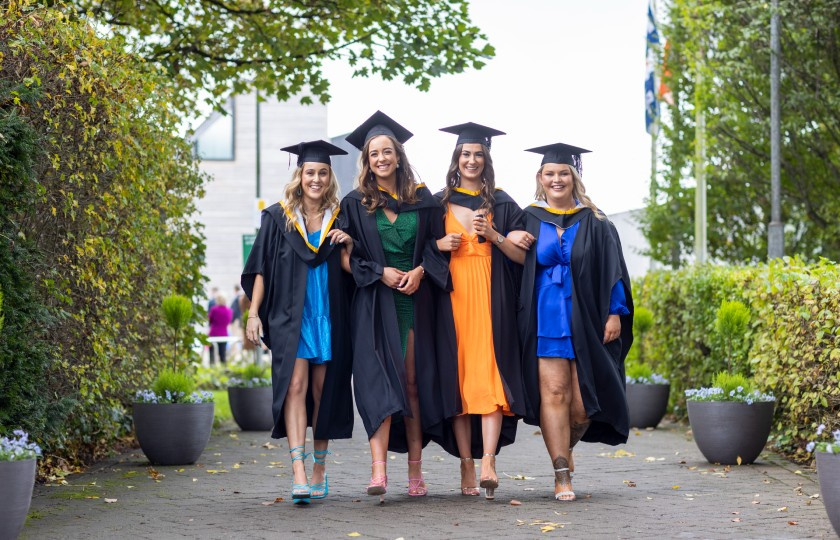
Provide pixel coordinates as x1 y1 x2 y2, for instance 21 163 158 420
208 293 233 365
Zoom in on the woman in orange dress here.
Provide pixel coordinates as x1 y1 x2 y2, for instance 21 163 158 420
434 123 535 499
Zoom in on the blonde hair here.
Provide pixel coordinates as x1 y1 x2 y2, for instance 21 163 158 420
214 293 227 307
534 164 605 220
354 135 419 213
283 164 341 231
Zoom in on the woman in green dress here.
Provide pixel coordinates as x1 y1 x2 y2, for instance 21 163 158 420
340 111 458 502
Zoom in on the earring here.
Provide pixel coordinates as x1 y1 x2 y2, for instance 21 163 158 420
296 188 302 196
397 162 401 169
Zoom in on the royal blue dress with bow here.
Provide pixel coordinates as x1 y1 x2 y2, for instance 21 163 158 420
535 221 629 358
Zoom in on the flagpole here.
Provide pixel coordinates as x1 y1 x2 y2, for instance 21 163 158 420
767 0 784 259
694 47 707 265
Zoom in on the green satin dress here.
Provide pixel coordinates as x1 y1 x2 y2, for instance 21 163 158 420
375 208 417 356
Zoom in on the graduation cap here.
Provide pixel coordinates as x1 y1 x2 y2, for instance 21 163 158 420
344 110 414 150
439 122 506 148
280 140 347 167
525 142 592 174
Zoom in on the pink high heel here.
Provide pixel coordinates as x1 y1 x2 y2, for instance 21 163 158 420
367 460 387 503
407 459 427 496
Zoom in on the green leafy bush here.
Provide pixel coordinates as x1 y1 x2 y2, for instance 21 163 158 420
712 372 753 396
637 258 840 459
715 300 750 370
0 2 206 471
627 364 653 380
229 364 271 388
151 369 196 399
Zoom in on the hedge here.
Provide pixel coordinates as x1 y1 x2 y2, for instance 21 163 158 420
0 3 206 471
635 258 840 459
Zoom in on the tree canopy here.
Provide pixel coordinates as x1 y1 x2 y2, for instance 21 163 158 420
643 0 840 265
70 0 495 112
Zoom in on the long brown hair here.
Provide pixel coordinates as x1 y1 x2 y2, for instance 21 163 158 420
534 164 605 220
354 135 420 213
440 143 496 211
282 165 341 231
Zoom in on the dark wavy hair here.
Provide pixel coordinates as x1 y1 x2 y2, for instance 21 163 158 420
353 134 420 213
439 143 496 211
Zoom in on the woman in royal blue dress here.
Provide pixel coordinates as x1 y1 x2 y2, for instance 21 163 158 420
242 141 355 505
518 142 634 502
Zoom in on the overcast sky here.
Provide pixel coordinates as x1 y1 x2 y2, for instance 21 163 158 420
322 0 654 215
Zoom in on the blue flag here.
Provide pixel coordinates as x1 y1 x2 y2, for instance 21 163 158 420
645 1 660 135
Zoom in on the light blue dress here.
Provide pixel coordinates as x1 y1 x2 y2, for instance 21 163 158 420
535 221 629 359
296 230 332 364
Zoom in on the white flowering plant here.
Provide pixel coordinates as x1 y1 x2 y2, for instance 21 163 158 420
135 389 214 404
806 424 840 454
626 363 669 385
0 430 43 461
685 371 775 404
228 364 271 388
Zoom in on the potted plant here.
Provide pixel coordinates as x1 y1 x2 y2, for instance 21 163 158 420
0 430 42 540
806 424 840 536
227 363 274 431
625 307 670 429
685 300 775 465
133 294 215 466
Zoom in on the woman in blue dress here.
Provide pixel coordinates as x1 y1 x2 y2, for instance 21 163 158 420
242 141 355 505
518 142 634 502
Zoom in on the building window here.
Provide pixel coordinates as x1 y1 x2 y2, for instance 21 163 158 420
193 99 235 160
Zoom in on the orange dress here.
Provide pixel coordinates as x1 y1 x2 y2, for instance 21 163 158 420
446 207 511 415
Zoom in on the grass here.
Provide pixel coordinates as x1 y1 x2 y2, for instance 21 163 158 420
212 390 232 425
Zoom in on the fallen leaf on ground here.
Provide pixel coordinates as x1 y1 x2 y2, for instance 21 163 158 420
623 480 637 487
274 497 284 502
672 485 680 490
260 501 275 506
85 496 100 499
731 518 741 522
736 456 742 465
229 433 239 439
510 499 522 506
541 526 555 533
233 464 241 469
503 473 535 480
206 470 228 474
104 498 117 503
347 533 361 537
809 493 820 499
788 521 798 526
262 442 278 449
147 467 164 482
732 511 740 515
777 507 788 512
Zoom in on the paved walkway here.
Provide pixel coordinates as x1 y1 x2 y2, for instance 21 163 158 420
22 413 834 539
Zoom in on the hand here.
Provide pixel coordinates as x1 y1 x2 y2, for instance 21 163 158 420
506 230 536 250
246 316 268 350
472 212 495 241
603 314 621 344
437 232 463 252
326 228 354 254
380 267 406 288
397 266 424 295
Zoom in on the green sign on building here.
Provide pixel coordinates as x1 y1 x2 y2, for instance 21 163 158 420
242 232 257 265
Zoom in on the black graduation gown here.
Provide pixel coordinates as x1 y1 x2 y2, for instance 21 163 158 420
519 205 634 446
431 188 527 458
241 203 354 440
339 185 460 453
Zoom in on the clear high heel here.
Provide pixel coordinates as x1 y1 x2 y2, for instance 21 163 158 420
459 457 479 496
310 449 330 500
289 445 310 505
552 455 576 501
407 459 427 496
366 460 387 503
479 453 498 500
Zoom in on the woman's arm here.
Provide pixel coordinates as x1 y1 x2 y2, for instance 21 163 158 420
245 274 267 348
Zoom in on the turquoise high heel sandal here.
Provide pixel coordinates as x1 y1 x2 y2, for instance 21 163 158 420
289 445 311 504
310 449 330 499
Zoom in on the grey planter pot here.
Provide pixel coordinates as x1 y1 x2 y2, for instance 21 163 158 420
626 383 670 429
0 458 36 540
228 386 274 431
133 402 214 465
686 400 774 465
816 452 840 537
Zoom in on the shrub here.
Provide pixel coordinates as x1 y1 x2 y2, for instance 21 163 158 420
0 2 207 471
162 294 194 371
229 364 271 388
637 258 840 459
715 300 750 370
